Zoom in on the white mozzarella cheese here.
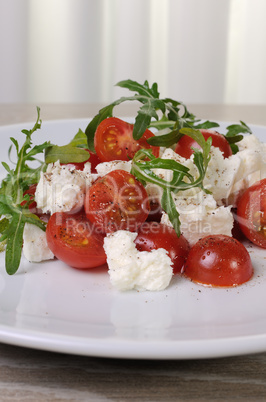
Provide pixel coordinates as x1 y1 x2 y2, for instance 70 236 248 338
103 230 173 291
161 188 233 246
236 134 266 187
23 223 54 262
96 160 132 176
35 161 93 215
203 147 242 204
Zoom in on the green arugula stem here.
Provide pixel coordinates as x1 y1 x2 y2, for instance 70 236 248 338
0 107 50 274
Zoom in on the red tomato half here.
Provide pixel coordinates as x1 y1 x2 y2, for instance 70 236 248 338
237 178 266 248
46 211 106 269
183 235 253 287
174 129 232 159
94 117 160 162
135 222 190 273
62 149 101 173
85 170 150 233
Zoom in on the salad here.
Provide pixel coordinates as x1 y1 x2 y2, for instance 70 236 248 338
0 79 265 292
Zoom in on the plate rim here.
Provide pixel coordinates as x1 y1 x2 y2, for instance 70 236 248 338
0 118 265 360
1 322 266 359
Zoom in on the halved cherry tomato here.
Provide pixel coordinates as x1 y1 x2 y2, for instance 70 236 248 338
62 149 101 173
85 170 150 233
174 129 232 159
237 178 266 248
183 234 253 287
134 222 190 273
46 210 106 269
94 117 160 162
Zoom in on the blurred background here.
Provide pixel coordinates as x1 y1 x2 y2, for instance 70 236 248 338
0 0 266 105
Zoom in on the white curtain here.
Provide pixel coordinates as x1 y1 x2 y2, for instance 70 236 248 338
0 0 266 104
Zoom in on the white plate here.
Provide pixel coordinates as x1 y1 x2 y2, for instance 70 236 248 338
0 118 266 360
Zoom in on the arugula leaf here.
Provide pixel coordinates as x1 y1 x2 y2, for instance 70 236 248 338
0 107 49 274
161 188 181 236
5 212 25 275
193 121 220 130
68 129 88 148
133 102 159 140
85 104 115 152
180 127 212 170
226 120 252 136
84 79 252 155
224 121 252 154
131 128 211 236
45 144 90 164
84 79 219 149
84 80 166 146
146 129 182 148
0 217 8 252
0 217 9 232
117 79 160 98
45 128 91 164
85 96 142 151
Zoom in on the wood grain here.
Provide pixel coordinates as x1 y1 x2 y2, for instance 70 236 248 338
1 343 266 401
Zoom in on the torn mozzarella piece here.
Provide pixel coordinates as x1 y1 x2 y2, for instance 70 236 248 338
23 223 54 262
146 142 265 207
203 147 241 205
35 161 93 214
238 133 264 152
158 147 198 181
154 147 241 205
96 160 132 176
104 230 173 291
161 188 233 246
144 147 197 202
236 134 266 187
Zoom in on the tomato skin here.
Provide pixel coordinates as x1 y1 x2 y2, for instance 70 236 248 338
174 129 232 159
62 150 101 173
94 117 160 162
135 222 190 273
183 235 253 287
85 170 150 233
237 179 266 249
46 211 106 269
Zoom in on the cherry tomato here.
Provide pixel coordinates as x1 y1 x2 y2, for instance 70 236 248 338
46 211 106 269
183 235 253 287
135 222 190 273
94 117 160 162
174 129 232 159
237 179 266 248
85 170 150 233
62 149 101 173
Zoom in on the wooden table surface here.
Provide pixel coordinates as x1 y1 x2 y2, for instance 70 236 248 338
0 103 266 401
